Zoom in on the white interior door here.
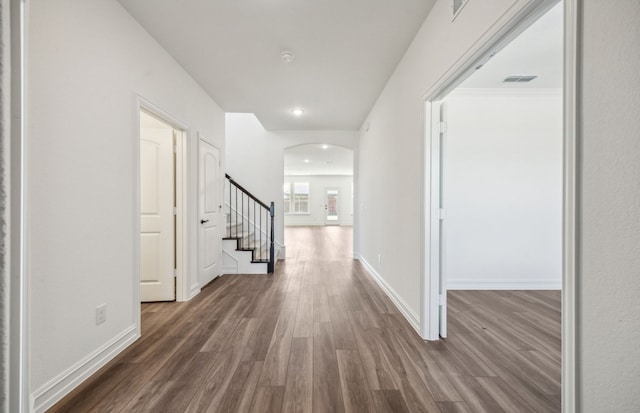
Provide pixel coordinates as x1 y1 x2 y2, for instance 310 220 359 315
199 139 221 285
325 188 339 225
140 124 175 302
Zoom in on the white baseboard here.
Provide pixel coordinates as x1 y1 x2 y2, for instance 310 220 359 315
32 324 139 413
357 257 422 335
188 286 202 300
447 279 562 290
222 264 238 274
276 244 286 261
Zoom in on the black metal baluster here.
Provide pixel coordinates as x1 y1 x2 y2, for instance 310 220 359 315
269 202 275 273
242 191 244 246
260 206 262 260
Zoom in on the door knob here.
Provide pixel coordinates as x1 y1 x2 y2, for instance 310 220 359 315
200 219 210 224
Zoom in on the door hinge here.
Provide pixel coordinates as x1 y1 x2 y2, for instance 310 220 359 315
439 208 446 220
173 207 177 215
173 268 177 278
173 144 177 153
439 293 446 306
440 121 447 134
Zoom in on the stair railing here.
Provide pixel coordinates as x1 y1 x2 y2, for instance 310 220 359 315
224 173 275 273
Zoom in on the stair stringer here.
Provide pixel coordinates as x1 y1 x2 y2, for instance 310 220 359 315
222 239 268 274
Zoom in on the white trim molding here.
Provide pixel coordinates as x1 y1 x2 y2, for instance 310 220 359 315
357 257 421 336
187 286 201 301
562 0 580 411
31 325 138 413
135 96 191 305
11 1 28 411
419 1 577 408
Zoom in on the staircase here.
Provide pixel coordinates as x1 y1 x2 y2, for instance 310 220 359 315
222 174 275 274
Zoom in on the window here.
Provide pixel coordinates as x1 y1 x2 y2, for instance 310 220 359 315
284 182 310 214
283 183 291 214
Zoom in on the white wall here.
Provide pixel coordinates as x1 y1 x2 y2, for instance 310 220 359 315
284 175 353 227
357 0 543 326
579 1 640 411
443 89 562 289
226 113 357 255
27 0 225 410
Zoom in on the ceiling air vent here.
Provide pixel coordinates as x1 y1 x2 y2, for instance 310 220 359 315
503 75 538 83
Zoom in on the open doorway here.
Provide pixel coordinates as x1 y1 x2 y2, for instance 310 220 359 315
138 106 188 303
283 144 354 228
425 0 563 340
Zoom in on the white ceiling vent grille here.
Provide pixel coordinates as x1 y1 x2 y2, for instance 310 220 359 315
503 75 538 83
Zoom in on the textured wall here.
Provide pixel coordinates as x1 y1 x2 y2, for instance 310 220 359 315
0 0 10 410
580 1 640 411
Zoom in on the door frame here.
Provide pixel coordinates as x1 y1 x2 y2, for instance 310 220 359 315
324 187 340 225
419 0 577 411
134 97 190 314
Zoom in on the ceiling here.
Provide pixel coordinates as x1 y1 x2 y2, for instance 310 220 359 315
117 0 436 131
459 3 563 89
284 144 353 176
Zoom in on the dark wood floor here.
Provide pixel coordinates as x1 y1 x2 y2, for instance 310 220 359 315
49 226 561 412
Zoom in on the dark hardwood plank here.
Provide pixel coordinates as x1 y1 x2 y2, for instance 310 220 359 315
213 360 264 413
446 374 505 413
258 310 296 387
437 401 473 413
47 227 560 413
475 376 537 413
282 337 313 412
328 293 358 350
336 349 376 413
185 317 259 412
249 386 285 413
372 389 411 413
313 322 345 413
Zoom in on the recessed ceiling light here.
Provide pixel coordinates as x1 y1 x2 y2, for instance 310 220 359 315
321 144 329 149
281 51 295 63
304 159 310 163
291 108 304 116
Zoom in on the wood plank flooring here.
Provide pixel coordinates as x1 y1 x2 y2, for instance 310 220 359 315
49 226 561 412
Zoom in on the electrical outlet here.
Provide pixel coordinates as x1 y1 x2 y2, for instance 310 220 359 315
96 304 107 325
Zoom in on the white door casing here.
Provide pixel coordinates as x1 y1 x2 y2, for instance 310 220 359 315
437 102 447 338
140 126 176 302
199 139 221 285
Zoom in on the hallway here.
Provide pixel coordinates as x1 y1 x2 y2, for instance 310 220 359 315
49 226 560 412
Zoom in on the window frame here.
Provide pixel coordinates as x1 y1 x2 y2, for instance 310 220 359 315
284 181 310 215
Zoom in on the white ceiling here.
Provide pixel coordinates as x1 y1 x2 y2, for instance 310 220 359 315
459 3 563 90
284 144 353 176
118 0 436 131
